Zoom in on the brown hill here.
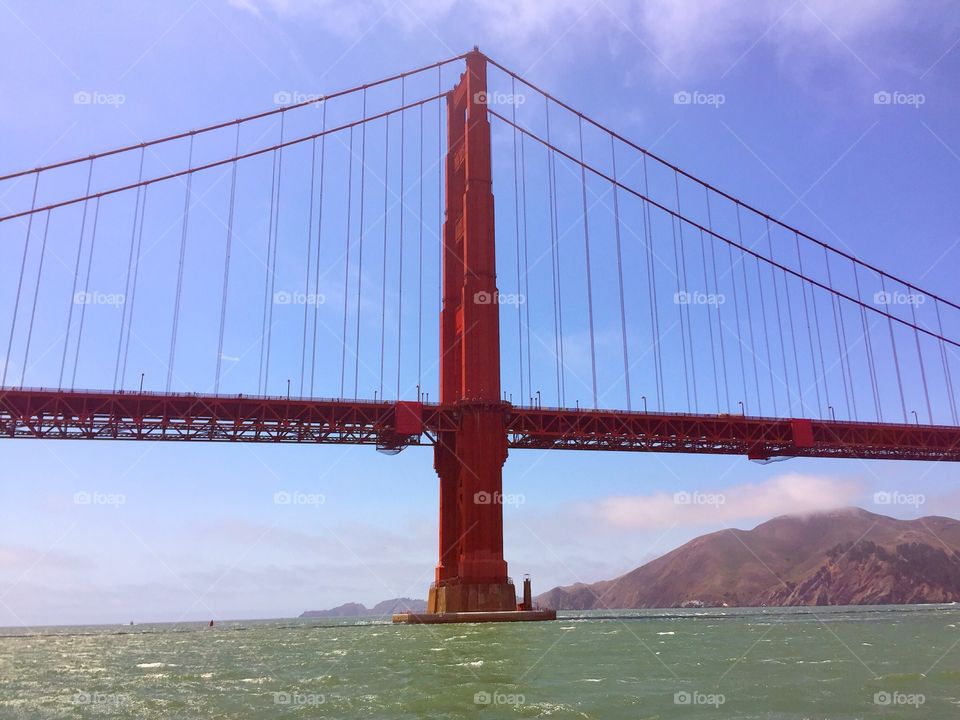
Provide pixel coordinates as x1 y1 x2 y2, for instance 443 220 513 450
537 508 960 609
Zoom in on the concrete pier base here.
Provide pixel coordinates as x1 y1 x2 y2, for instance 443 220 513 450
392 609 557 624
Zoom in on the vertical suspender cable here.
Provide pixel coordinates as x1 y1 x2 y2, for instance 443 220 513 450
853 261 882 421
671 212 691 409
263 112 286 394
727 222 748 414
121 181 149 389
3 171 39 387
705 190 730 412
379 115 391 399
935 300 958 424
340 127 354 399
310 101 327 397
907 284 933 423
735 205 761 415
417 104 424 396
167 134 195 392
880 274 908 423
512 77 525 405
396 80 406 400
766 219 791 415
60 161 93 389
577 116 598 408
610 135 631 410
114 147 146 390
20 210 51 386
754 254 776 416
259 147 278 392
823 247 852 419
676 174 697 412
794 232 822 417
642 154 663 409
72 199 100 388
216 123 241 393
520 132 533 398
300 136 317 396
699 228 720 412
545 99 561 405
354 89 368 399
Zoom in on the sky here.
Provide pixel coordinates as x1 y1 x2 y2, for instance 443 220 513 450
1 0 959 626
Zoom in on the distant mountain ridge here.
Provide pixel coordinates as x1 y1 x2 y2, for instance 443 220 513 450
300 597 427 618
538 508 960 609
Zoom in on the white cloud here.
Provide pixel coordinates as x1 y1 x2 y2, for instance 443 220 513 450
227 0 930 80
584 472 863 529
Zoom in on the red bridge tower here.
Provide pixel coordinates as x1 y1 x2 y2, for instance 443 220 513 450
428 50 518 614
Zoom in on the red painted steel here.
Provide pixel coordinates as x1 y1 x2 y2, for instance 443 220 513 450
4 388 960 462
431 50 515 612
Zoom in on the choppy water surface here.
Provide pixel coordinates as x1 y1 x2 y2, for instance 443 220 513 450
2 605 959 718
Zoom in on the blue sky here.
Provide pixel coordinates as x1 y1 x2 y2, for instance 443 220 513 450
1 0 959 626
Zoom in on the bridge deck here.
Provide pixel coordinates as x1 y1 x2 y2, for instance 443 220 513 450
2 388 959 462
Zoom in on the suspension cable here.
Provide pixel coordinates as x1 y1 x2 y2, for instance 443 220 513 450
59 161 93 390
577 116 598 408
216 123 241 393
610 135 631 410
3 171 39 387
19 210 51 385
166 134 195 392
71 198 100 389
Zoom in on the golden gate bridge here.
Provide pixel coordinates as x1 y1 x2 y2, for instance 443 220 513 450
2 49 958 621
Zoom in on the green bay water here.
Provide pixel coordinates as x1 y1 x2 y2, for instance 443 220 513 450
2 606 959 719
